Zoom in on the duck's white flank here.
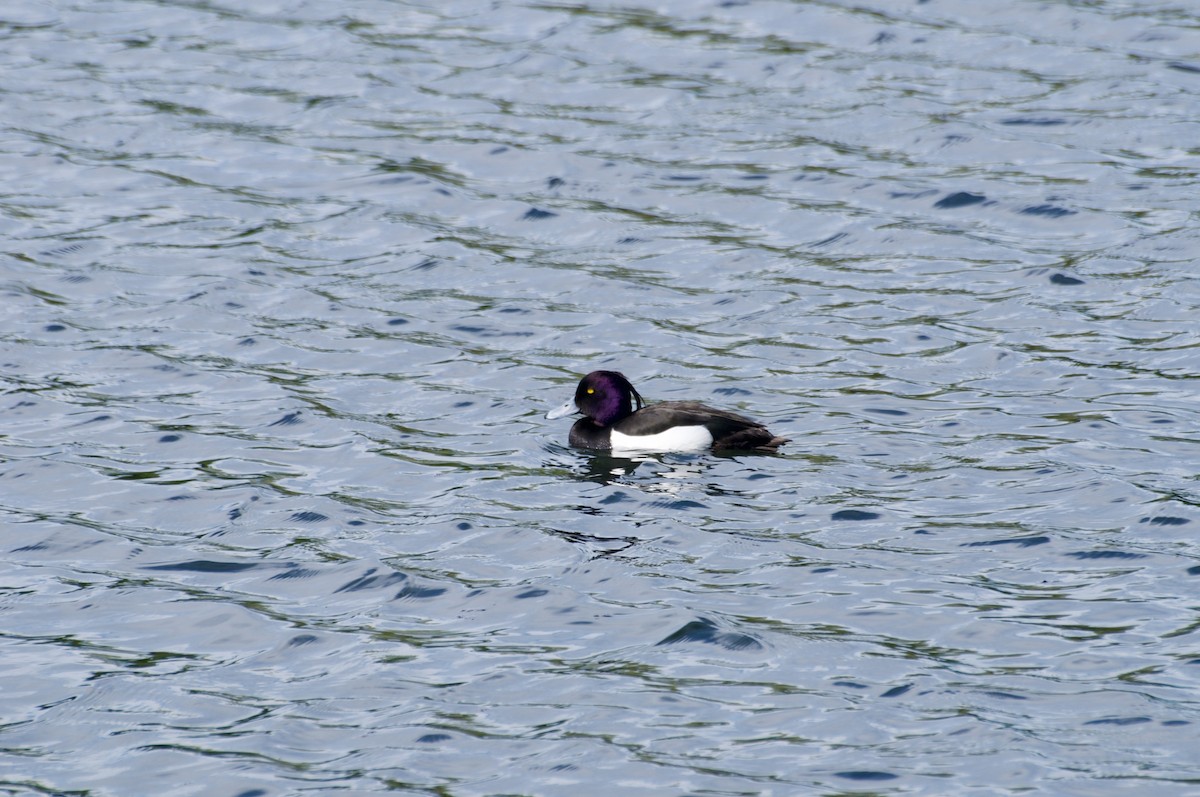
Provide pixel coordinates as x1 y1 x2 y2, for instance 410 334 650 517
610 425 713 453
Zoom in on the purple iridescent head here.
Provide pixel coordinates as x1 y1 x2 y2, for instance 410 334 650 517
545 371 645 427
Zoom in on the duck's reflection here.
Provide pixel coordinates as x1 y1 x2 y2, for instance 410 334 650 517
572 450 716 492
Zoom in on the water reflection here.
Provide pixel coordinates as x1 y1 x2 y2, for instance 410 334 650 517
566 447 744 486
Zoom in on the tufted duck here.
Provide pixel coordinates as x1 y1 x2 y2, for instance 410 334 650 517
546 370 789 453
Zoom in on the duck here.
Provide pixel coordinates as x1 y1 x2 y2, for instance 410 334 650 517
546 370 789 453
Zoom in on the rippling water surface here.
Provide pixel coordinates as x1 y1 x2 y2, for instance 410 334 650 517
3 1 1199 794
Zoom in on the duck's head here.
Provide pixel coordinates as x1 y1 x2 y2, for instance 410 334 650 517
546 370 645 426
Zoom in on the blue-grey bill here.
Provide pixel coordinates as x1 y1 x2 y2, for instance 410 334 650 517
545 400 578 420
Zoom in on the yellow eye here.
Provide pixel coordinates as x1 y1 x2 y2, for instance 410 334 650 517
586 388 594 394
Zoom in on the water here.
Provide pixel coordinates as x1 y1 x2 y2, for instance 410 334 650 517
2 0 1199 794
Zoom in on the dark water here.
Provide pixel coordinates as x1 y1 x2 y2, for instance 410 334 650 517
2 1 1199 794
